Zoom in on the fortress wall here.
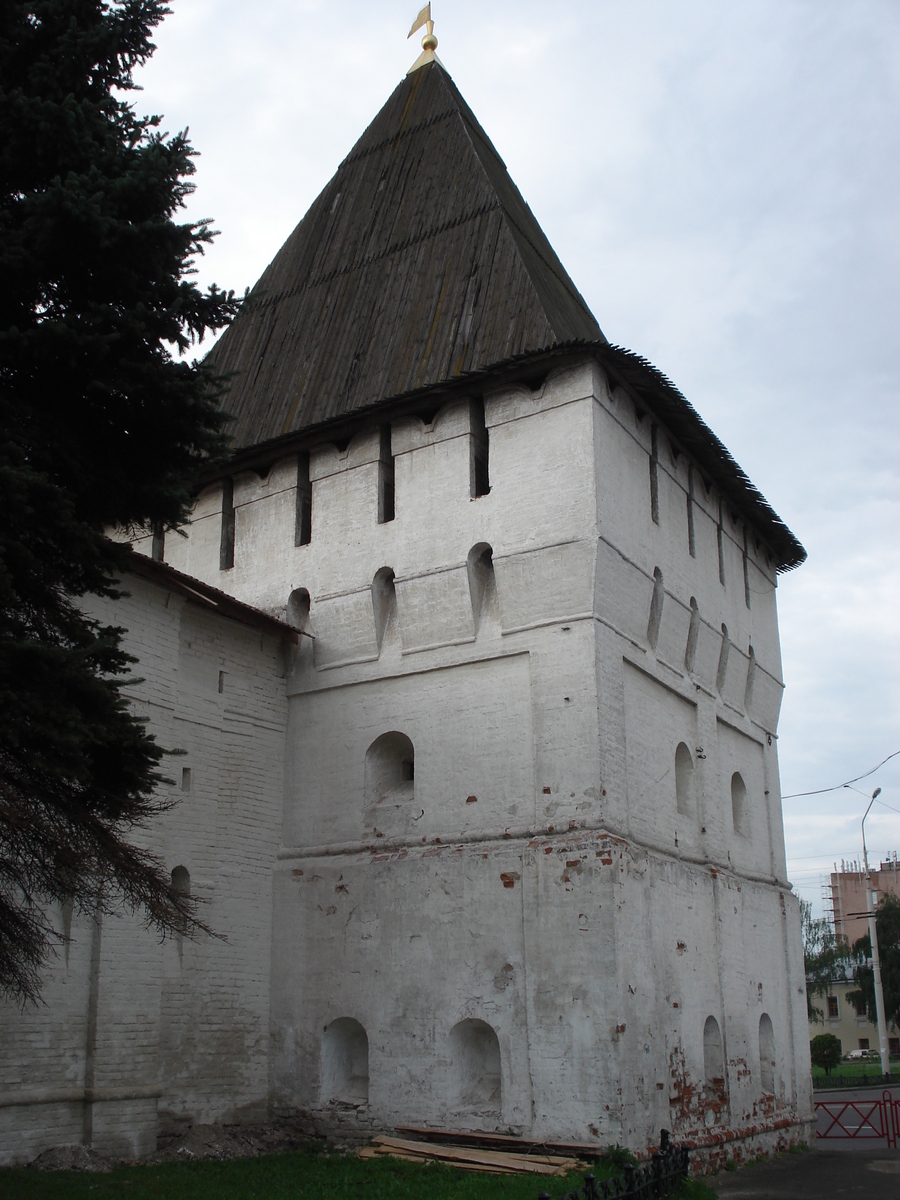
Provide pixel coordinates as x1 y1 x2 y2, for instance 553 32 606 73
0 578 287 1165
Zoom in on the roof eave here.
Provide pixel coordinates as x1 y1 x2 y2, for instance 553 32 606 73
201 340 805 574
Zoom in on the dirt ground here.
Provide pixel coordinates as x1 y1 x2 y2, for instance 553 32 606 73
27 1119 320 1171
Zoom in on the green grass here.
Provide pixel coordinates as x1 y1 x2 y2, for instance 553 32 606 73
812 1060 900 1081
676 1181 717 1200
0 1147 708 1200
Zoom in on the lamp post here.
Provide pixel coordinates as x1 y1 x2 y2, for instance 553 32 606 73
862 787 891 1079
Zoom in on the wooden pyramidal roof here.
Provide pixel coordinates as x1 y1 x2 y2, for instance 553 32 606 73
209 58 806 572
209 61 603 449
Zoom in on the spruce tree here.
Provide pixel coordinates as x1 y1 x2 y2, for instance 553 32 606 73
0 0 239 1002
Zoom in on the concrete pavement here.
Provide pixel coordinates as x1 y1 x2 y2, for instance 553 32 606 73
710 1148 900 1198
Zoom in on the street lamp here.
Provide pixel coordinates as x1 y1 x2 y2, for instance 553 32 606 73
862 787 890 1079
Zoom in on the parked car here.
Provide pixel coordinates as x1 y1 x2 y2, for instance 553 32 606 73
845 1049 872 1060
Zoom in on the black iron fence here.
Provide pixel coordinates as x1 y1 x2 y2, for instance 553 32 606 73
814 1072 900 1090
538 1130 689 1200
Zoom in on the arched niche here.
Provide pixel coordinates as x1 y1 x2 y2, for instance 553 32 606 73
449 1019 501 1111
321 1017 369 1104
647 567 664 648
287 587 311 632
466 543 498 633
171 865 191 896
731 772 749 836
675 742 695 816
371 567 397 653
365 732 414 803
684 597 700 672
759 1013 775 1094
703 1015 724 1085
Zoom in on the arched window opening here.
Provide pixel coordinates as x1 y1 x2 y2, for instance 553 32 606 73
365 732 415 803
684 597 700 672
449 1019 501 1111
321 1018 369 1104
703 1015 724 1085
731 772 748 836
759 1013 775 1094
371 568 397 653
647 567 664 649
171 866 191 896
467 543 498 632
675 743 694 816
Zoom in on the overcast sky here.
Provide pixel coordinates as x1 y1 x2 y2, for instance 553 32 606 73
134 1 899 916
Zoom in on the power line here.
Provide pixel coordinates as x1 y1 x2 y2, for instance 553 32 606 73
782 750 900 799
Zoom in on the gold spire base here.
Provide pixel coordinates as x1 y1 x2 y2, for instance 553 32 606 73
407 45 443 74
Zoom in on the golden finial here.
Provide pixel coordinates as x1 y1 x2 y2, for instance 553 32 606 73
407 3 442 74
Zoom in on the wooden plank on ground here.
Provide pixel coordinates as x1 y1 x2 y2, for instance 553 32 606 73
358 1145 511 1174
396 1125 604 1159
371 1135 575 1174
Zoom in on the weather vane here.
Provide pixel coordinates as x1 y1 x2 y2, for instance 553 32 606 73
407 3 441 74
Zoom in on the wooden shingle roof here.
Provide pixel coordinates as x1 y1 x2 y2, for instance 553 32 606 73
209 61 603 449
207 61 805 572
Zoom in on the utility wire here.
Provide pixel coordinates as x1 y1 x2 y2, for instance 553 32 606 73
782 751 900 799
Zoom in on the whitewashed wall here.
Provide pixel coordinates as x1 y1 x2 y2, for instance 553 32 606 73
0 578 287 1164
105 351 813 1156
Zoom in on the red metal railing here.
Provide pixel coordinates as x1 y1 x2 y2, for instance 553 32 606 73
815 1090 900 1147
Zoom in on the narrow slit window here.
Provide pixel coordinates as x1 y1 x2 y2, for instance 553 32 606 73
181 767 192 793
471 398 490 498
649 424 660 525
219 478 235 570
742 527 751 609
151 523 165 563
686 466 696 557
295 453 312 546
716 499 726 586
378 426 395 523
